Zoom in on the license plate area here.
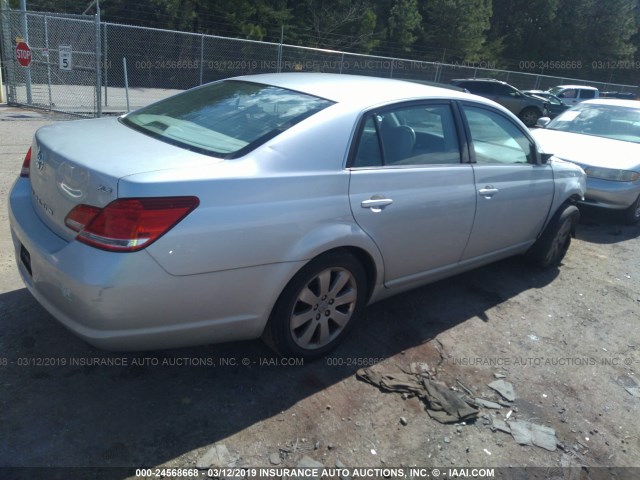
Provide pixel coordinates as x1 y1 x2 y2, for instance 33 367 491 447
20 244 33 276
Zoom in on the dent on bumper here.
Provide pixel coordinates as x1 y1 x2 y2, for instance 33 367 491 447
9 179 302 351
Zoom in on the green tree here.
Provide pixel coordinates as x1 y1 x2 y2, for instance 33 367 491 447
387 0 422 53
488 0 558 63
288 0 378 51
420 0 493 62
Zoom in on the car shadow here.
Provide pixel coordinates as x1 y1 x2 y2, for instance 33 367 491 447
576 206 640 244
0 257 560 478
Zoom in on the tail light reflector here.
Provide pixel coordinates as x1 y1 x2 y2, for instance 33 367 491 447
20 147 32 178
64 196 199 252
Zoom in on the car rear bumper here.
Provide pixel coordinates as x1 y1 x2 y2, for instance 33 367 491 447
581 177 640 210
8 178 302 351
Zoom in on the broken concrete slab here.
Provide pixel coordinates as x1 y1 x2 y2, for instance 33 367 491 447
357 368 478 424
488 379 516 402
491 418 511 434
196 444 234 469
475 397 503 409
508 421 557 451
296 456 324 480
625 387 640 398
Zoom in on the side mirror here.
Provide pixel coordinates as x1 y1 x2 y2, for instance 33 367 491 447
540 152 554 164
536 117 551 128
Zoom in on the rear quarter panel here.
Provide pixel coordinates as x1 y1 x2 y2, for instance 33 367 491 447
120 103 385 278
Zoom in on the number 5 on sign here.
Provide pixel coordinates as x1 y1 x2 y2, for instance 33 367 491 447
59 45 72 70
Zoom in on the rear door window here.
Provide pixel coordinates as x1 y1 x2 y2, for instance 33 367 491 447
352 104 461 167
579 89 597 99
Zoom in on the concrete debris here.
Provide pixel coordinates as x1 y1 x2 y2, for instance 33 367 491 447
357 368 479 424
508 421 557 452
488 379 516 402
456 379 474 396
335 460 350 480
410 362 431 375
269 452 281 465
196 444 235 469
491 418 511 434
494 373 507 379
356 368 424 396
474 397 503 409
296 456 324 480
422 378 479 424
625 387 640 398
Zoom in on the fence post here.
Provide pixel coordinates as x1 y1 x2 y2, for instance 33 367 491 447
44 15 52 109
0 56 4 103
0 5 13 103
199 33 204 85
277 25 283 73
95 7 102 117
19 0 32 104
123 57 130 112
103 22 108 106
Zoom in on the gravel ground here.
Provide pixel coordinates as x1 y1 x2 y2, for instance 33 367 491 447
0 106 639 480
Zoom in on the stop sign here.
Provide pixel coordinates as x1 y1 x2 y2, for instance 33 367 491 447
15 41 32 67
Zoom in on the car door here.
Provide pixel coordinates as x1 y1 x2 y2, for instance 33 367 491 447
558 88 579 106
577 88 597 102
348 102 477 287
458 103 554 260
492 83 522 115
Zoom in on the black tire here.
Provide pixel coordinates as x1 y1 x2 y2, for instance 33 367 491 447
623 194 640 224
263 251 367 359
519 107 542 127
526 204 580 268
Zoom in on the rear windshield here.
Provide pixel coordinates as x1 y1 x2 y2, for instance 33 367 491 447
122 80 334 158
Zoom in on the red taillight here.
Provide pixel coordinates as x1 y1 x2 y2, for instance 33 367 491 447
20 147 32 178
64 197 199 252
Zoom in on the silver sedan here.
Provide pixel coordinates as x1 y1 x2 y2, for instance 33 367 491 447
532 99 640 224
8 73 585 358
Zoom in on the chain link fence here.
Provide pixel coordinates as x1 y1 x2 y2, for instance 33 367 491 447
0 9 99 114
1 9 638 117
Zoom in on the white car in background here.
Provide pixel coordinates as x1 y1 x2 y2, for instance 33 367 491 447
548 85 599 106
533 99 640 224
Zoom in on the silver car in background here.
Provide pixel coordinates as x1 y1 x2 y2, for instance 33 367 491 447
8 73 585 358
532 99 640 224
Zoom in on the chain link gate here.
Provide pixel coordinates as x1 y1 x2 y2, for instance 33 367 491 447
0 9 100 116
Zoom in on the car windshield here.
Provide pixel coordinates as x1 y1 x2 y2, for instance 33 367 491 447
547 87 563 95
546 103 640 143
122 80 334 158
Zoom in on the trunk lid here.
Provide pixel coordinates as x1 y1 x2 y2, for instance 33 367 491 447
29 117 221 241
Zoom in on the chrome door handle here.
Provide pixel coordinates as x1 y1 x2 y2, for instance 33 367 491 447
361 198 393 211
478 186 499 197
361 198 393 208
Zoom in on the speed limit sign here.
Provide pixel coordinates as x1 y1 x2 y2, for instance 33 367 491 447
59 45 72 70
